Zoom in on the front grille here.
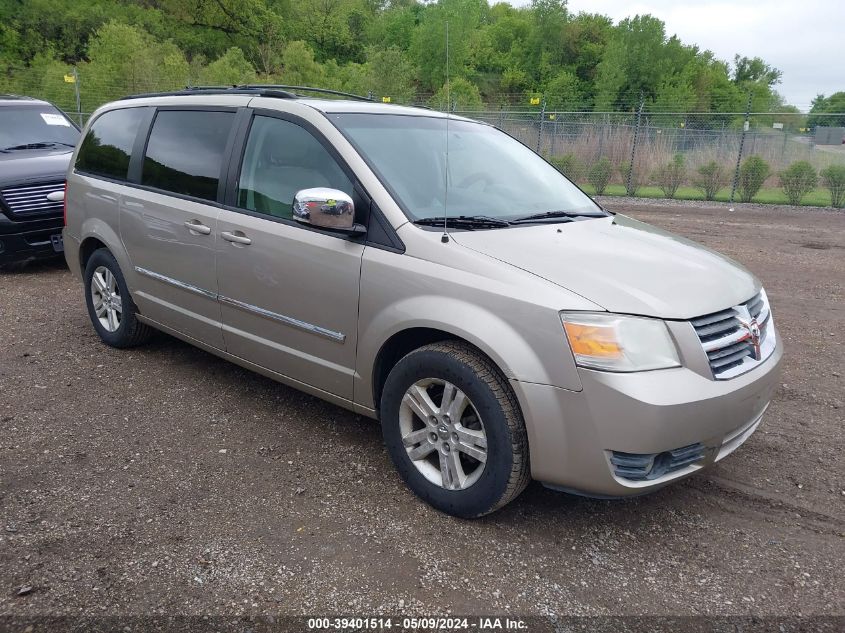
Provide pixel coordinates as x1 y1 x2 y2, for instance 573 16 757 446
610 443 705 481
691 289 775 379
0 181 64 218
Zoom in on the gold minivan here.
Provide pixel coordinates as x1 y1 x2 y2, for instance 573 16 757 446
64 87 782 517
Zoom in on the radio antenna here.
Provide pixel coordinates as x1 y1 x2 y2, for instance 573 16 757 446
441 21 450 244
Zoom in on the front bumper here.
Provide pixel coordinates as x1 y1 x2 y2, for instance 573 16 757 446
0 219 64 265
512 334 783 497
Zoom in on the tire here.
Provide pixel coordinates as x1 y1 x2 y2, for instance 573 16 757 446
380 341 530 518
83 248 153 348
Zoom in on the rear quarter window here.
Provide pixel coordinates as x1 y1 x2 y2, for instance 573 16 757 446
75 107 147 181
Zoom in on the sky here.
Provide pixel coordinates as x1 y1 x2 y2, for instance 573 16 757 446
512 0 844 111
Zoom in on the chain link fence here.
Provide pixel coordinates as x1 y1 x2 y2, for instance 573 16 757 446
459 108 845 203
13 69 844 205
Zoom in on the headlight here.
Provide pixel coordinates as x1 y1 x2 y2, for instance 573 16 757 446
561 312 680 372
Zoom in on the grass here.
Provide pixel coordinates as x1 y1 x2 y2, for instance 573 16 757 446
577 184 838 207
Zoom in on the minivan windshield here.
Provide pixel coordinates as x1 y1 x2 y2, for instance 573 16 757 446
0 105 79 151
329 113 604 222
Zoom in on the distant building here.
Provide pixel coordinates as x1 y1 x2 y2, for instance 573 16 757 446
814 126 845 145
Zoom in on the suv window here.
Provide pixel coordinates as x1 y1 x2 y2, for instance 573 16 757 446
142 110 234 202
75 107 146 180
237 116 352 220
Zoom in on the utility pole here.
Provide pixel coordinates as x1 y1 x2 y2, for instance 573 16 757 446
626 92 645 196
730 92 753 204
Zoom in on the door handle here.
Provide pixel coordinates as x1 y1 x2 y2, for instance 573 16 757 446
184 220 212 235
220 231 251 246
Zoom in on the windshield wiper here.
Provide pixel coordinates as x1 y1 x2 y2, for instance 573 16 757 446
413 215 511 229
510 210 605 224
1 141 75 151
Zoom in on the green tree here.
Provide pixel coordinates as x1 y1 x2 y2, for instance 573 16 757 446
367 46 416 102
198 47 255 85
807 92 845 128
430 76 482 110
278 40 324 86
410 0 488 91
83 21 189 105
543 70 582 111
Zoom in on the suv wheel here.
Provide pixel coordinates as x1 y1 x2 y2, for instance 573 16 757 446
84 249 152 348
381 341 530 518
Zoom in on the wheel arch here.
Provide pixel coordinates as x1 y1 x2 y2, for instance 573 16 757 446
361 300 549 415
77 218 134 286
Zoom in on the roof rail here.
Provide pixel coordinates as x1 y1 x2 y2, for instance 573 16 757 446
235 85 374 102
119 87 298 101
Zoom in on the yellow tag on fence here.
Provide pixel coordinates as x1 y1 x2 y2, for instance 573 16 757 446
63 74 76 83
530 97 540 105
382 96 391 103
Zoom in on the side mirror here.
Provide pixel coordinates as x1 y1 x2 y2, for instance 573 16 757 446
292 188 365 235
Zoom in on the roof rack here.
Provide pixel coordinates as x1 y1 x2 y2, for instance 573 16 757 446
234 85 374 102
119 85 374 102
120 87 298 101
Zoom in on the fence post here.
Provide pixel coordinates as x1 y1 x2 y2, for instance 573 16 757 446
730 93 752 204
536 97 546 153
626 92 645 196
72 66 82 127
551 114 559 157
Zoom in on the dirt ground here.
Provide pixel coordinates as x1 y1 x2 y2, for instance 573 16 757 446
0 200 843 623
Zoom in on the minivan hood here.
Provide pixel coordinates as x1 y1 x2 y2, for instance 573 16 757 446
0 149 72 187
450 214 759 320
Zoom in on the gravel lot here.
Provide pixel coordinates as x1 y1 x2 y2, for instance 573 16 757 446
1 201 843 623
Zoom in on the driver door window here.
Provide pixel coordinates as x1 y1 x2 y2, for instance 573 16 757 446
237 116 353 220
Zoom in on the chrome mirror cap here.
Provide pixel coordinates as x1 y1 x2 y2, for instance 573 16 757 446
293 188 355 230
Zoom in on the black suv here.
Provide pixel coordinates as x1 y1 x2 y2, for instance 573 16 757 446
0 95 80 268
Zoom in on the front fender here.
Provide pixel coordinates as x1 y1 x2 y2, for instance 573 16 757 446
355 247 586 411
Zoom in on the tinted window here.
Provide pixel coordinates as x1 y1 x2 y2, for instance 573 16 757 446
0 105 79 150
142 110 234 201
237 116 353 220
75 108 145 180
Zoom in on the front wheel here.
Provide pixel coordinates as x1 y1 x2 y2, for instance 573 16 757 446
380 341 530 518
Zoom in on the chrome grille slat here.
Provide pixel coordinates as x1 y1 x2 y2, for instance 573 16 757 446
691 289 775 380
709 348 752 369
707 340 751 360
0 181 64 217
695 316 740 339
689 308 736 328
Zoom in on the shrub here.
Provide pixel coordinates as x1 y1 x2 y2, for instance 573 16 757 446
620 162 644 196
779 161 818 205
820 164 845 208
653 154 686 199
549 153 583 182
695 161 724 201
737 155 770 203
587 157 612 195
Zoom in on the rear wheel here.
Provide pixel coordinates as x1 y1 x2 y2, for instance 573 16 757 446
83 248 152 348
381 341 530 518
